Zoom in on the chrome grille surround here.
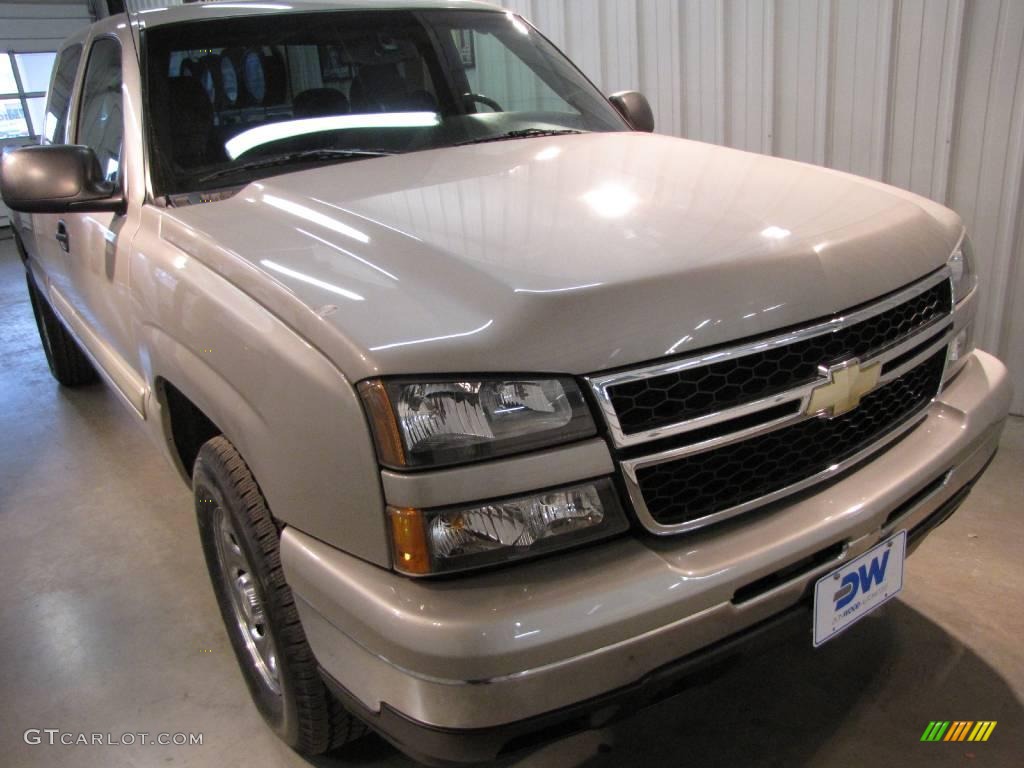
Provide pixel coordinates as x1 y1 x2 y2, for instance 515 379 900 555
586 268 955 535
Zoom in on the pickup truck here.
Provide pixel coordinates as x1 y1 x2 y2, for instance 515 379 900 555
0 1 1012 764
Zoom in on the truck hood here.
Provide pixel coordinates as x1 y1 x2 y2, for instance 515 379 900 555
164 132 961 380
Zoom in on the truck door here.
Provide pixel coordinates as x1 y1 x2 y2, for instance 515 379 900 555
55 33 145 414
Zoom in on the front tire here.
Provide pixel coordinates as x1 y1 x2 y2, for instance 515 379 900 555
194 436 366 754
25 272 98 387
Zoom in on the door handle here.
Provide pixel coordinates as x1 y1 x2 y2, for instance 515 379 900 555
55 220 70 253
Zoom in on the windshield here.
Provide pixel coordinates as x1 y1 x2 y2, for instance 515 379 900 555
143 9 628 196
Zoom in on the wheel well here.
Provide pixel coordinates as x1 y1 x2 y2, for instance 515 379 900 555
161 380 221 479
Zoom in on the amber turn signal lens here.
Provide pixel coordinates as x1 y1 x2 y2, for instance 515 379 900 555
358 379 406 467
388 506 431 575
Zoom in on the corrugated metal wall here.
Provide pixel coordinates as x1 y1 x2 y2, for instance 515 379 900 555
501 0 1023 413
124 0 173 11
0 2 92 52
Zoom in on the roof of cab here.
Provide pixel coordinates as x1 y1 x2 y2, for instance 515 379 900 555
131 0 505 28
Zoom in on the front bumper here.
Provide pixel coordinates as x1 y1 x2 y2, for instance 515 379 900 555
281 349 1011 762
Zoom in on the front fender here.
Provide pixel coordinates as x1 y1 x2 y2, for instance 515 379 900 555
131 217 390 567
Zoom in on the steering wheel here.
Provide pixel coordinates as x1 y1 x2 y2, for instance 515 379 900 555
463 92 504 112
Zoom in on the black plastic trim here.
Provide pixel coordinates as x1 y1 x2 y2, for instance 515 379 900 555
906 452 996 549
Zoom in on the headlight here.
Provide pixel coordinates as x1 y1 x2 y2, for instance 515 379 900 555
948 234 977 304
388 478 628 574
358 377 595 468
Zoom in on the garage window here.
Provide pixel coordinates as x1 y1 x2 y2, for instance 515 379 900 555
0 51 57 139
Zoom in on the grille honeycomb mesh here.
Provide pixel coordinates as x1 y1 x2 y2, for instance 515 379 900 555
609 280 951 435
635 351 946 527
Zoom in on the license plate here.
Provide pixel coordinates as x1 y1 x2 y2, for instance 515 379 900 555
813 530 906 647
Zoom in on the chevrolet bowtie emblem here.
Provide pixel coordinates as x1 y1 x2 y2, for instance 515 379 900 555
805 359 881 418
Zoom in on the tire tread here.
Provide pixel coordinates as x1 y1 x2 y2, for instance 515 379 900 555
25 272 98 387
196 437 367 755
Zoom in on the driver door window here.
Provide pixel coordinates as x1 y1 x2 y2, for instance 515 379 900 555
77 37 123 183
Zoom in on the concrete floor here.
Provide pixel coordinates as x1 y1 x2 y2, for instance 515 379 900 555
1 232 1022 768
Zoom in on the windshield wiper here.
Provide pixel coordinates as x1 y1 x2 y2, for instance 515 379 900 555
197 148 396 183
455 128 584 146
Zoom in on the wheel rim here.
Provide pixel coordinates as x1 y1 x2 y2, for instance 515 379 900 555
213 505 281 695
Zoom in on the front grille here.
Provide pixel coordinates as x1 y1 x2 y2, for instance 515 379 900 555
635 351 946 527
608 279 952 436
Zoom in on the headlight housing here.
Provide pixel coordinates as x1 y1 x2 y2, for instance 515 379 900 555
359 377 595 468
948 234 977 304
388 478 628 575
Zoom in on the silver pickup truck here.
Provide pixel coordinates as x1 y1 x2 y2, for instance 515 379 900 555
0 0 1012 764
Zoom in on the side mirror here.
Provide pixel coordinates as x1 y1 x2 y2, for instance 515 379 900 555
0 144 125 214
609 91 655 133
